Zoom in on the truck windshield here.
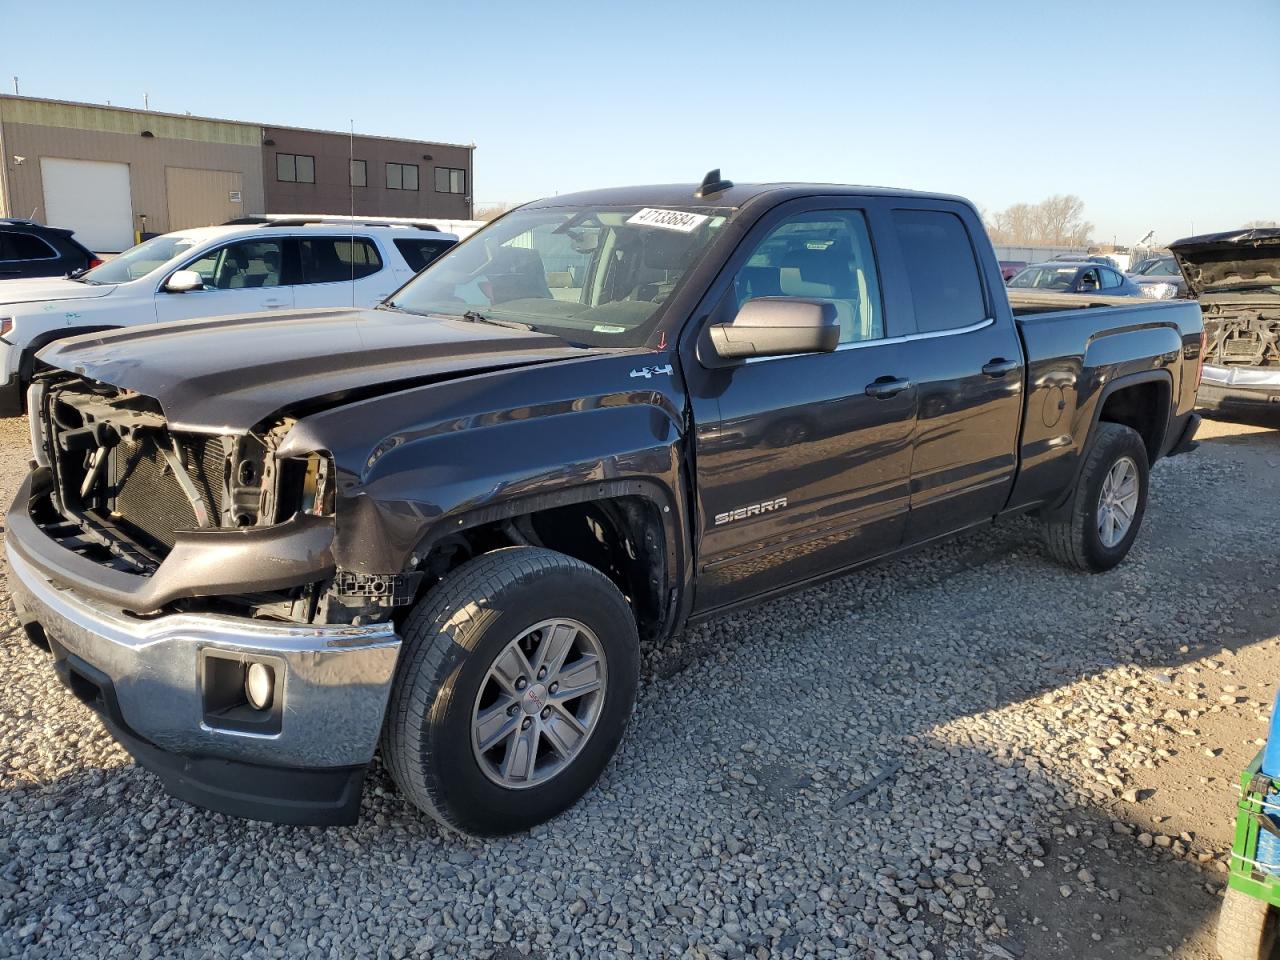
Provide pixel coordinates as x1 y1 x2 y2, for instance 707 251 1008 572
78 234 203 284
386 204 732 347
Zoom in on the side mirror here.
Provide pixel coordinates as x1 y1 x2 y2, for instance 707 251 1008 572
707 297 840 363
164 269 205 293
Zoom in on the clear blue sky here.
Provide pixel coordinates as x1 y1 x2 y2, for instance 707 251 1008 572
4 0 1278 245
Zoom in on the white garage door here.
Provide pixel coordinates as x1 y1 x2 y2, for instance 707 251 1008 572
40 158 134 253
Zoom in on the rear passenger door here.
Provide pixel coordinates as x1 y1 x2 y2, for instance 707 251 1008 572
886 205 1024 544
686 200 917 614
290 235 388 309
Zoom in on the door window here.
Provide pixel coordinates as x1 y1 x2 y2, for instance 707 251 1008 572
1 232 57 261
393 238 455 272
185 240 285 289
890 210 986 332
1078 267 1101 291
1099 268 1123 289
296 237 383 284
732 210 883 344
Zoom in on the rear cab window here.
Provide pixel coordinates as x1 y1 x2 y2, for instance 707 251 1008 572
890 209 987 332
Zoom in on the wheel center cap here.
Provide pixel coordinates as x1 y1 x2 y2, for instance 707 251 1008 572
522 683 548 716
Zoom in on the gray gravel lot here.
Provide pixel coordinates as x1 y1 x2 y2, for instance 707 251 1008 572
1 414 1278 959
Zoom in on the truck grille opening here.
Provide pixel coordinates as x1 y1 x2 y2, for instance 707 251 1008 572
108 435 225 551
1204 312 1280 368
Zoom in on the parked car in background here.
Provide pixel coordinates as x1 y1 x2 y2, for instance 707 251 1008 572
0 220 457 415
0 219 100 280
1128 254 1189 299
1054 253 1121 270
1172 227 1280 418
7 176 1202 832
999 259 1028 282
1008 261 1145 297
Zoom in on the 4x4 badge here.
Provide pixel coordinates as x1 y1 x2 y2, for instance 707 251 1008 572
630 364 673 379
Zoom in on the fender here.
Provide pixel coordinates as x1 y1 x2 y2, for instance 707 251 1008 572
26 326 121 380
280 351 691 594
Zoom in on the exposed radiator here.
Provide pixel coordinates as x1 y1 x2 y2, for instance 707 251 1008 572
107 435 225 550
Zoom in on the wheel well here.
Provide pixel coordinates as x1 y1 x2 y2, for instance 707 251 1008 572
416 497 668 642
1097 380 1169 462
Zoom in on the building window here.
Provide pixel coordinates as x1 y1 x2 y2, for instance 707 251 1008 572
435 167 466 194
350 159 367 188
277 153 315 184
386 162 419 191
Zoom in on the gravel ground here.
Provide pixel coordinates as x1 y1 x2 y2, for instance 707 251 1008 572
1 414 1277 959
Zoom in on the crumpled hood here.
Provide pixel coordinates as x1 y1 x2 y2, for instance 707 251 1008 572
0 277 117 305
38 307 606 433
1170 228 1280 297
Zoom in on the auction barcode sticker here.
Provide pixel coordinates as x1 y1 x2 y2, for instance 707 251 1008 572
626 208 709 233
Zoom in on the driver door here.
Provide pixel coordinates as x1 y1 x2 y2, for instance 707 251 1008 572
155 238 293 323
684 200 917 614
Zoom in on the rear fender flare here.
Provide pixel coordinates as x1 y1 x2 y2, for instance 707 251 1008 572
1054 369 1172 512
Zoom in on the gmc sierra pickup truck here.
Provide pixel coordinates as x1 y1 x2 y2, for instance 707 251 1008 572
7 174 1204 835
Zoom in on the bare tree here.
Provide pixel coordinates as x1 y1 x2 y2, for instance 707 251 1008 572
986 195 1094 247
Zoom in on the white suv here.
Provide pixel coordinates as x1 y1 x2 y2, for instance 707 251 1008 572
0 219 457 415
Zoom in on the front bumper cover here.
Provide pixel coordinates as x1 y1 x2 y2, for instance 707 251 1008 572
7 531 401 825
1198 363 1280 412
8 471 339 613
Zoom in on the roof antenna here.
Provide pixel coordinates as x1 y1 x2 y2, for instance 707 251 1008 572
695 168 733 198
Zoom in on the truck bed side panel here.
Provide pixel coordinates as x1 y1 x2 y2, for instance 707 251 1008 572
1007 300 1203 512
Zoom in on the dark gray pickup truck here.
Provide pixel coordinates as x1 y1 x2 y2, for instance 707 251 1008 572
7 175 1204 835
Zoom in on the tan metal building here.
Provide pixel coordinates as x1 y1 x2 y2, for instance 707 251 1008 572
0 95 475 252
0 96 265 251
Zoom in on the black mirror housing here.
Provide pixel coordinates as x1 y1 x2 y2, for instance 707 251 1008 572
707 298 840 363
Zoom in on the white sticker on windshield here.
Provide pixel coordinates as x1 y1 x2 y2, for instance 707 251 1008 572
626 208 709 233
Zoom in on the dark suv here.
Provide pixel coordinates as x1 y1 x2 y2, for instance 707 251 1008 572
0 219 99 279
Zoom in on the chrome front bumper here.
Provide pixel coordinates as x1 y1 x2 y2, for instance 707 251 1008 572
8 544 400 770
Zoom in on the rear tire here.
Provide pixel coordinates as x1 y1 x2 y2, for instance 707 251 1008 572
381 546 639 836
1042 421 1149 572
1217 886 1278 960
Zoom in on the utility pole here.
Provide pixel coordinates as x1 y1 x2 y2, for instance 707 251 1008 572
143 92 149 110
12 77 18 95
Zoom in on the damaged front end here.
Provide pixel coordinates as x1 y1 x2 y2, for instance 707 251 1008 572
18 374 416 626
1171 228 1280 412
7 373 403 824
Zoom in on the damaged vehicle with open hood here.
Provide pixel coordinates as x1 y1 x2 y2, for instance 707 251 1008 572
1171 227 1280 418
7 175 1204 836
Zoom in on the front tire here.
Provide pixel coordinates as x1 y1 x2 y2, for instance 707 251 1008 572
1042 421 1150 572
381 547 640 836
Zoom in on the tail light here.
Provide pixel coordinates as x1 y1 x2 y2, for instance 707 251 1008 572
87 258 104 270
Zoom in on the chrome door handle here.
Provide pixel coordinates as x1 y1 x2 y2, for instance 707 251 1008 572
865 376 911 399
982 358 1019 378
